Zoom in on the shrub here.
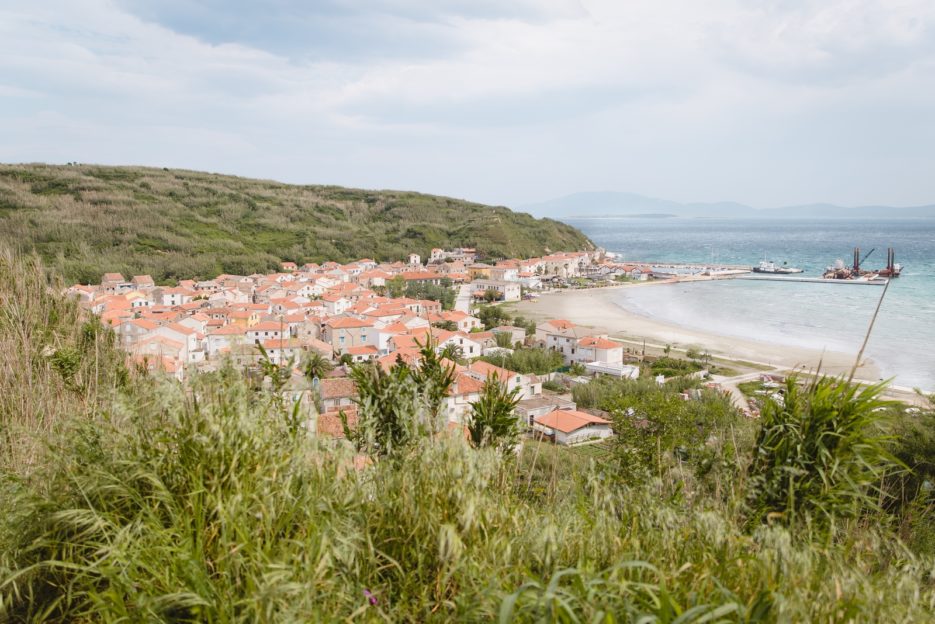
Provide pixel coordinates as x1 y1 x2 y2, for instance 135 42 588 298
744 376 899 534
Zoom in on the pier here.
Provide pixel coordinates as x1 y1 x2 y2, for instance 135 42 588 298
734 275 888 286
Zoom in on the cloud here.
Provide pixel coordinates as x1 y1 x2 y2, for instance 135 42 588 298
1 0 934 208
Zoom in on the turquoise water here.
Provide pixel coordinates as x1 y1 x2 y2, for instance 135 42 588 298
565 218 935 390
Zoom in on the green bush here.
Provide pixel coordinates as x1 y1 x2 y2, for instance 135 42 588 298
478 347 564 375
745 376 899 534
650 357 703 378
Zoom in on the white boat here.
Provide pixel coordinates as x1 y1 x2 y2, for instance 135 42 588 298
752 260 804 274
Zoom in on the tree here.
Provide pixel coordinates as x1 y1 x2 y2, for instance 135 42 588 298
410 335 457 422
439 343 463 363
303 351 333 381
387 275 406 298
494 331 513 349
483 289 499 303
478 304 510 330
432 320 458 332
468 373 522 452
344 361 422 458
568 362 586 376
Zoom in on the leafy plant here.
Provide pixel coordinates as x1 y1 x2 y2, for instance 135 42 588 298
303 350 334 381
493 331 513 349
468 373 522 452
745 376 899 533
344 336 455 458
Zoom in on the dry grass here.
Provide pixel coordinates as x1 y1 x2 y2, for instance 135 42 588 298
0 246 127 474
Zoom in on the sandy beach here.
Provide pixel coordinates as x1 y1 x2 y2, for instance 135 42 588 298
507 283 882 382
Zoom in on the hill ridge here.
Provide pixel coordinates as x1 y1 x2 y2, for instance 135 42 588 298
519 190 935 219
0 164 593 284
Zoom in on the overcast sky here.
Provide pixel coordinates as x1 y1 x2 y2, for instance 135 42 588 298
2 0 934 209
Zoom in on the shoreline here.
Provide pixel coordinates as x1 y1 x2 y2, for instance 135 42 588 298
507 284 884 383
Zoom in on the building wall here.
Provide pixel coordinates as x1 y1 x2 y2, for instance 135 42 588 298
556 424 613 445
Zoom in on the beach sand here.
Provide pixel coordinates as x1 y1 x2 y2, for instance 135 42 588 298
507 284 882 382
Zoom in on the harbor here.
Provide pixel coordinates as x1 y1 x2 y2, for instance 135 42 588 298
620 246 902 287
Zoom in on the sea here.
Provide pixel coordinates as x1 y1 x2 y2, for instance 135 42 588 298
564 217 935 391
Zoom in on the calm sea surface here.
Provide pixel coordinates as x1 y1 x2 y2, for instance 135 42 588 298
564 218 935 391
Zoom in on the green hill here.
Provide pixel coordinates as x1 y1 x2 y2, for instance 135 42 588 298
0 164 593 284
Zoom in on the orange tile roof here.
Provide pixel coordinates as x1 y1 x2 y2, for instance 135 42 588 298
250 321 287 332
326 317 374 329
317 408 357 438
534 409 611 434
467 360 516 380
129 318 159 330
544 319 574 330
320 377 357 400
449 372 484 396
577 336 620 350
346 344 378 355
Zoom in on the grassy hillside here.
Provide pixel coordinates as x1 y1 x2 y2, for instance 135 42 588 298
0 164 593 284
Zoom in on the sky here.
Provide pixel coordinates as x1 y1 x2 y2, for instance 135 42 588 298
2 0 934 209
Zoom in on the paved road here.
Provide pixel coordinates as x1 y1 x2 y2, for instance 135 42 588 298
710 371 767 414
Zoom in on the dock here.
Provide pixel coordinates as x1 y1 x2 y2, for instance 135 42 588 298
734 275 888 286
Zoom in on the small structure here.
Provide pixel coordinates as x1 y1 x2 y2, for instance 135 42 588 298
516 395 576 427
583 361 640 379
533 408 613 445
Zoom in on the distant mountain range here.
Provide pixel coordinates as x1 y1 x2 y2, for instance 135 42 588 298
517 191 935 219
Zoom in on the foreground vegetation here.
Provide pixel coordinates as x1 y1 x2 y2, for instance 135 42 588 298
2 248 935 622
0 164 593 284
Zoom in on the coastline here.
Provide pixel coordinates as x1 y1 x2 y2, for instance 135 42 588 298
507 284 883 383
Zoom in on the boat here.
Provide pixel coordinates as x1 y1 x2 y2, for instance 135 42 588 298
876 247 902 278
752 260 804 274
823 247 901 281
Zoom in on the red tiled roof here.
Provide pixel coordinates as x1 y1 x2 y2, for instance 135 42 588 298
317 408 358 438
467 360 517 380
534 409 611 434
326 317 373 329
577 336 620 350
346 344 378 355
320 377 357 400
543 319 574 330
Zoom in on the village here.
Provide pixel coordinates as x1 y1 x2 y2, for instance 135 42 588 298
66 248 663 446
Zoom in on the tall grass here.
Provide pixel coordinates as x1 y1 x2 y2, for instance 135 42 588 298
2 371 934 621
2 248 934 621
0 246 127 474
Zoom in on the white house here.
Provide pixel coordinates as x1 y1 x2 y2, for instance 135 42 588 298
472 279 521 302
572 336 624 366
444 372 484 424
153 323 202 362
206 325 245 357
246 321 286 345
533 408 614 445
536 320 591 359
322 294 351 316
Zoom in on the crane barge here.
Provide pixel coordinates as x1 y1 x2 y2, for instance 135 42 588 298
823 247 901 280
